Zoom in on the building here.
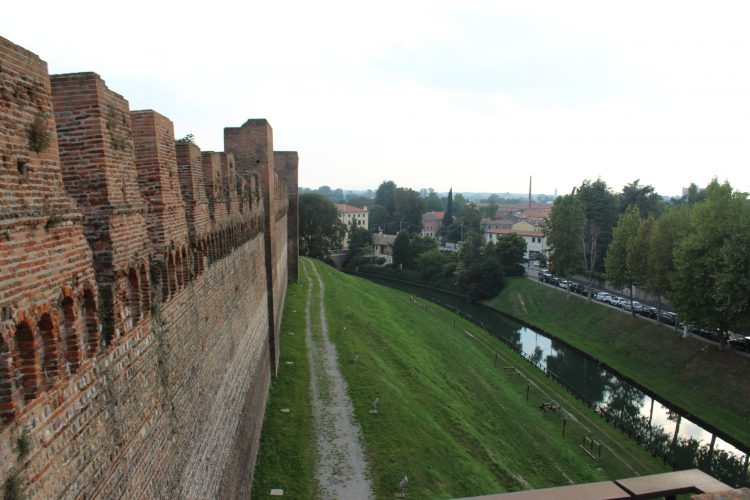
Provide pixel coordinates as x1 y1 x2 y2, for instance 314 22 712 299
421 211 445 238
372 231 397 264
484 228 548 263
336 203 368 247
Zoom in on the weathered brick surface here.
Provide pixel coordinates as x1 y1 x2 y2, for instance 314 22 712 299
50 72 153 342
175 142 211 244
225 120 284 373
0 36 96 426
1 36 298 499
275 151 299 283
0 38 75 220
131 110 189 252
220 152 242 224
201 151 229 230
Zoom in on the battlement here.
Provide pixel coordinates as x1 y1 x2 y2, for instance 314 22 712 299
0 36 298 498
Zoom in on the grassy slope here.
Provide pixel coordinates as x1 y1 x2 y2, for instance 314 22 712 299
251 279 316 499
485 278 750 449
313 260 667 498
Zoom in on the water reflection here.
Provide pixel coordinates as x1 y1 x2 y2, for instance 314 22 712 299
357 274 750 487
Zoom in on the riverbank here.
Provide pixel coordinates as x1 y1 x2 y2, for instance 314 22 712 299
485 278 750 450
252 260 667 498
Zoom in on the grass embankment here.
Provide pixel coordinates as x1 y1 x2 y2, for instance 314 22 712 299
486 278 750 449
251 279 316 499
251 259 667 498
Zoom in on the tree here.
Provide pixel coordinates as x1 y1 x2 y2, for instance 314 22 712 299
421 188 444 211
392 231 414 269
493 233 527 274
545 194 585 296
649 207 689 320
445 203 481 243
577 179 619 294
480 200 499 219
628 216 655 313
417 249 445 281
441 188 454 235
346 195 372 208
716 202 750 333
345 221 374 268
455 231 504 302
394 187 425 233
375 180 397 216
299 193 346 259
452 192 468 216
620 179 662 218
347 220 372 252
368 204 390 232
409 234 438 257
605 205 641 314
670 180 748 346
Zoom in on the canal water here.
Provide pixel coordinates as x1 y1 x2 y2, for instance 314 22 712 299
356 273 750 487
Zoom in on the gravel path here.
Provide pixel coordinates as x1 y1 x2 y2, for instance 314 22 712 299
303 260 373 499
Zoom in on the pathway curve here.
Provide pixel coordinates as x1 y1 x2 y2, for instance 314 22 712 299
302 259 373 499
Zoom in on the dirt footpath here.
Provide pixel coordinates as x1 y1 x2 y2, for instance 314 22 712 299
302 260 373 499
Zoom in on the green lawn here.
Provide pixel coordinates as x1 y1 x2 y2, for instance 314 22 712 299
250 279 317 500
485 277 750 449
252 259 664 499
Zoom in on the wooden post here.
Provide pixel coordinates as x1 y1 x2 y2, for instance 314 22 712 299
562 419 567 437
494 353 497 367
526 384 530 401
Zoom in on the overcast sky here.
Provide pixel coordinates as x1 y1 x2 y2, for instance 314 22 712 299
3 1 749 197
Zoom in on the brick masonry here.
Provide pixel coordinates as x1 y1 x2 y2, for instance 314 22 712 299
0 36 298 499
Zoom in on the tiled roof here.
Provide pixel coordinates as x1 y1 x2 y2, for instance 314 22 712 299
372 232 397 245
422 211 445 220
336 204 367 213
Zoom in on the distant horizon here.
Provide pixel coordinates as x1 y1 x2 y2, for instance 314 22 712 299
299 183 698 200
4 1 749 202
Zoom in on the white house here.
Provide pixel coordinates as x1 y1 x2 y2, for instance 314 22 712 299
483 228 547 262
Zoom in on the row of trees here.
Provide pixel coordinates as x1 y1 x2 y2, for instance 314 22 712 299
546 178 749 344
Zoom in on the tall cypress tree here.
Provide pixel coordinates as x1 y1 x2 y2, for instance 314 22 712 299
442 188 454 233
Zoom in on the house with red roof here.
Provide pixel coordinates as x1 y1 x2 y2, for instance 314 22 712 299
421 211 445 239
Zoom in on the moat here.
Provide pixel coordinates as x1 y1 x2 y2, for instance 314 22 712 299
357 273 750 487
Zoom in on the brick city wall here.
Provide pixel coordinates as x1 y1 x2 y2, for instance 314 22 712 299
0 36 297 499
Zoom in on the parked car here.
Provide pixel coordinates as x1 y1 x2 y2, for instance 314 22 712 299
623 301 643 312
640 306 658 319
594 291 611 302
611 297 628 308
538 272 553 283
659 311 677 325
728 336 750 352
558 279 570 289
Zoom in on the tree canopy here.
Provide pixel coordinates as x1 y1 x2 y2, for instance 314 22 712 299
299 193 346 259
669 180 750 343
455 231 504 302
375 180 397 217
605 205 642 312
545 194 585 279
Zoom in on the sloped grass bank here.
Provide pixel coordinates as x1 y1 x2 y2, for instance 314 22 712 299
251 280 316 499
485 278 750 449
313 261 666 498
